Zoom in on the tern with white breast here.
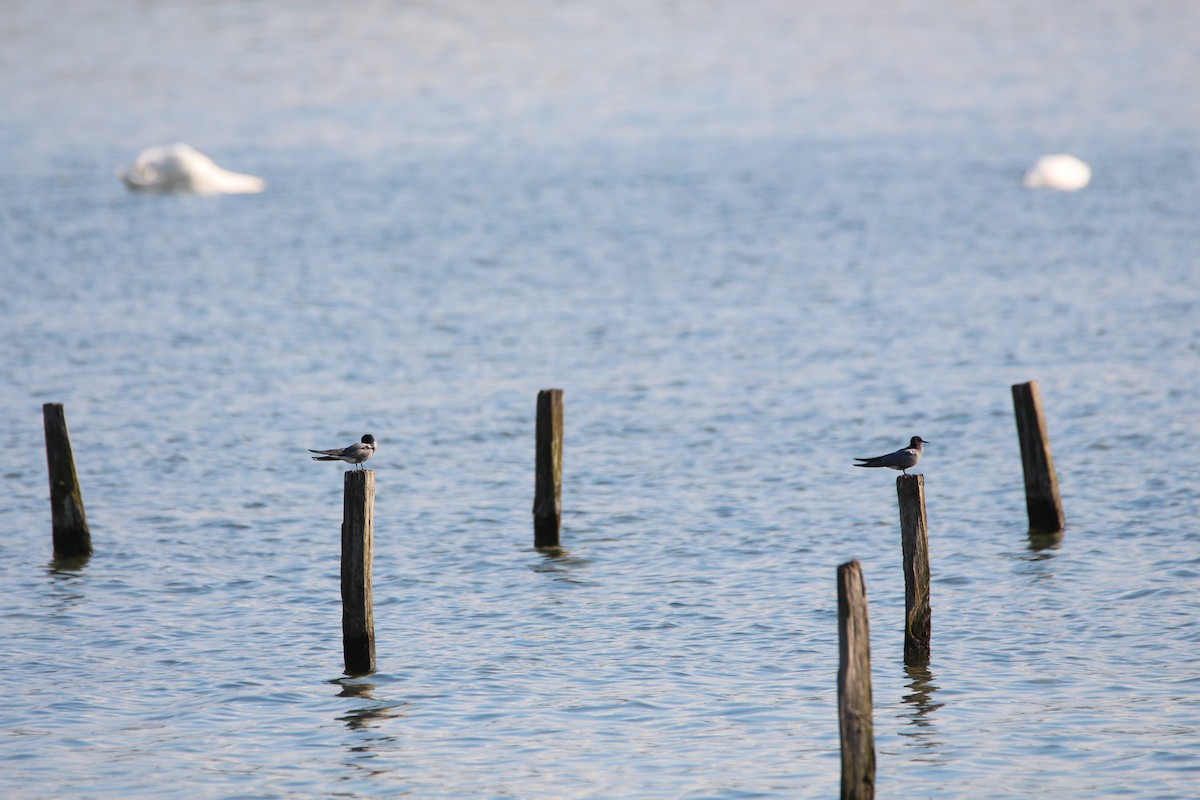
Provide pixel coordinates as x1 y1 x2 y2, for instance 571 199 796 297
853 436 929 474
309 434 376 469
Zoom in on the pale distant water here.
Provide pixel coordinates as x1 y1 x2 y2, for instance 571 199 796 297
2 2 1198 798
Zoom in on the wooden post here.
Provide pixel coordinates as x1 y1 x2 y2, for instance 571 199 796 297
533 389 563 548
1011 380 1065 533
43 403 91 558
341 470 376 676
838 560 875 800
897 474 931 665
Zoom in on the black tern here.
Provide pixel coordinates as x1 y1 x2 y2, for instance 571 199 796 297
309 434 376 469
853 436 930 474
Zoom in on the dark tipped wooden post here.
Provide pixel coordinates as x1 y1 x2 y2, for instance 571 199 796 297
897 474 931 665
838 560 875 800
1012 380 1065 533
43 403 91 558
341 470 376 675
533 389 563 548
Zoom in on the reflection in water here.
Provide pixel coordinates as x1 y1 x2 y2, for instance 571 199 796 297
331 678 409 730
48 553 90 576
44 555 90 614
1018 530 1063 587
1027 529 1065 553
330 678 407 784
528 547 593 585
334 678 376 700
898 664 945 761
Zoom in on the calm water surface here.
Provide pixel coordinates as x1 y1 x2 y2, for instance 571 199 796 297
2 2 1198 798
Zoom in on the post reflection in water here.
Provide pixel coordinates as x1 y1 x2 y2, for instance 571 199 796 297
331 678 407 783
1018 530 1062 587
332 678 409 731
44 556 90 615
1027 529 1065 554
528 547 593 586
898 663 945 760
48 553 91 575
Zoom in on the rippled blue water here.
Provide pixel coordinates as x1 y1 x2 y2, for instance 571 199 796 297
2 2 1198 798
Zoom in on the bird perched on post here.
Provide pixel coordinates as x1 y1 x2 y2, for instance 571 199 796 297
309 434 376 469
853 436 929 474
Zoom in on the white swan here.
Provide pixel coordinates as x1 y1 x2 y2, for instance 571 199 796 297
1022 154 1091 191
117 143 265 195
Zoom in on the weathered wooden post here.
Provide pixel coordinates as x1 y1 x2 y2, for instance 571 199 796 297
838 560 875 800
897 474 931 665
533 389 563 549
341 470 376 675
1012 380 1065 533
43 403 92 558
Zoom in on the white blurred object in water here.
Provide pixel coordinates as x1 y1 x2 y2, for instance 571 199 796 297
1022 154 1091 191
117 143 265 195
